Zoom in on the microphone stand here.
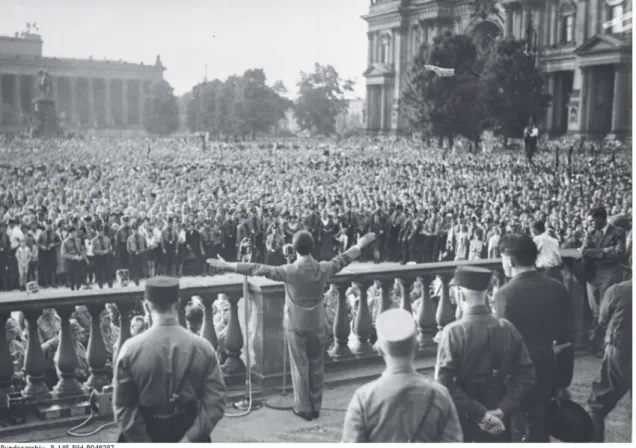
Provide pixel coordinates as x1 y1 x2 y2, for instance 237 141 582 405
264 243 295 410
231 238 263 413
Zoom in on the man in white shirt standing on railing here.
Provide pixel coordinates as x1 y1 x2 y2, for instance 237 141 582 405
532 220 563 283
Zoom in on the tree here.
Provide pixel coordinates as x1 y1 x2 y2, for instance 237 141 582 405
481 38 551 145
143 80 180 135
402 32 486 150
237 69 292 139
294 64 353 136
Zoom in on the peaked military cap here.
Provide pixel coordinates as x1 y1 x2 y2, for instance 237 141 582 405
376 309 417 357
449 266 492 291
145 276 180 305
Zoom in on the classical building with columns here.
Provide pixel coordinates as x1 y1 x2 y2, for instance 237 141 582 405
0 33 164 133
363 0 632 140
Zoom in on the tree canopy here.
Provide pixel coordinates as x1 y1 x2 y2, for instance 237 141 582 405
143 80 180 136
402 31 550 149
186 69 292 139
294 64 354 136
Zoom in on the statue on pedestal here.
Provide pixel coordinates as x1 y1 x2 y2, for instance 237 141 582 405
38 69 51 99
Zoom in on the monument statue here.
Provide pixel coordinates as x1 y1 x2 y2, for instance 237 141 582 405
38 69 51 99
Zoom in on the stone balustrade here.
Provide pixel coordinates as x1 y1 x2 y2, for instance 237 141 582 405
0 251 584 416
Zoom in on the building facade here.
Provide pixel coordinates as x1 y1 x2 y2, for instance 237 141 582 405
0 33 164 133
363 0 632 140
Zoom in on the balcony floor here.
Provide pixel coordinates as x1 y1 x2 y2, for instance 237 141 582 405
4 355 631 443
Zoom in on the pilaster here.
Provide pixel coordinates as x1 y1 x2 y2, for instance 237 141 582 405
87 77 95 127
122 79 129 127
14 74 22 117
104 78 113 127
69 77 77 127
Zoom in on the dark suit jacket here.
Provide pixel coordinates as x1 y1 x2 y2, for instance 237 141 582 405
494 270 574 390
236 246 361 331
582 224 627 270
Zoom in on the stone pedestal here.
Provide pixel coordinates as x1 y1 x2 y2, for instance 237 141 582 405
31 98 59 138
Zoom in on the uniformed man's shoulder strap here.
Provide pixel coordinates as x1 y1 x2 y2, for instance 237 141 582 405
409 388 437 443
170 345 199 404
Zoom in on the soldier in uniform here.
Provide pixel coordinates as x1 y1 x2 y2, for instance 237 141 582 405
342 308 463 442
92 224 113 288
127 222 148 286
435 266 536 442
61 226 86 291
209 230 376 421
113 277 226 442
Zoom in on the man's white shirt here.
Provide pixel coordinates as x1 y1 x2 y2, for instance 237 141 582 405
534 232 562 268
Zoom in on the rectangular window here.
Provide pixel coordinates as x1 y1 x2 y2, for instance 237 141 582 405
610 4 625 33
561 15 574 42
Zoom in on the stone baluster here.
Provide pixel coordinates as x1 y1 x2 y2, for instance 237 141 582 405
331 283 352 360
399 278 414 313
0 313 13 400
115 301 133 356
200 294 218 350
416 275 437 348
53 306 83 398
378 280 393 315
22 310 50 400
178 295 188 328
84 304 110 391
435 274 455 340
352 282 374 356
222 292 245 374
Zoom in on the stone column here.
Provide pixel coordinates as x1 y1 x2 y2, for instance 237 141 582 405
379 86 386 132
393 27 402 132
87 77 95 127
546 74 556 135
104 78 113 127
365 86 372 131
609 64 630 139
0 75 3 125
584 68 595 134
69 77 77 126
552 5 559 45
138 80 144 126
367 32 373 66
14 74 22 117
122 79 129 127
506 7 514 36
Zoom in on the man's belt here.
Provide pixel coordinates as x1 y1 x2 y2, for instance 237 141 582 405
140 402 196 419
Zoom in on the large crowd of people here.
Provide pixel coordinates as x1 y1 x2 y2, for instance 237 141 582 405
0 133 631 442
0 136 631 292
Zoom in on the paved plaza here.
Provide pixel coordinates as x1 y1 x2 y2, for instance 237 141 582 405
4 355 631 444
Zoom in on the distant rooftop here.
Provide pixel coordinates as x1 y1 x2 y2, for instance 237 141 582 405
0 33 164 72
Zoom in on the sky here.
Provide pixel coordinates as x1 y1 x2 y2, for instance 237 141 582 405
1 0 370 98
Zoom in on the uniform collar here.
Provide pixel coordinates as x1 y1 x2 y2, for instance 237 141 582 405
463 304 490 316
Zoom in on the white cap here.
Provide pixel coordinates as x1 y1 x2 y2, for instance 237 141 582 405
376 309 417 357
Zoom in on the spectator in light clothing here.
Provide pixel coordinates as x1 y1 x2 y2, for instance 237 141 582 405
532 220 563 283
342 309 463 442
488 227 501 259
15 239 31 290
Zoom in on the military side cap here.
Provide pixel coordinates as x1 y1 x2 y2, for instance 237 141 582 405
145 276 180 305
546 398 594 442
376 309 416 357
449 266 492 291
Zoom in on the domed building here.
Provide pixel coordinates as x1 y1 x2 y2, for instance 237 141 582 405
363 0 632 140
